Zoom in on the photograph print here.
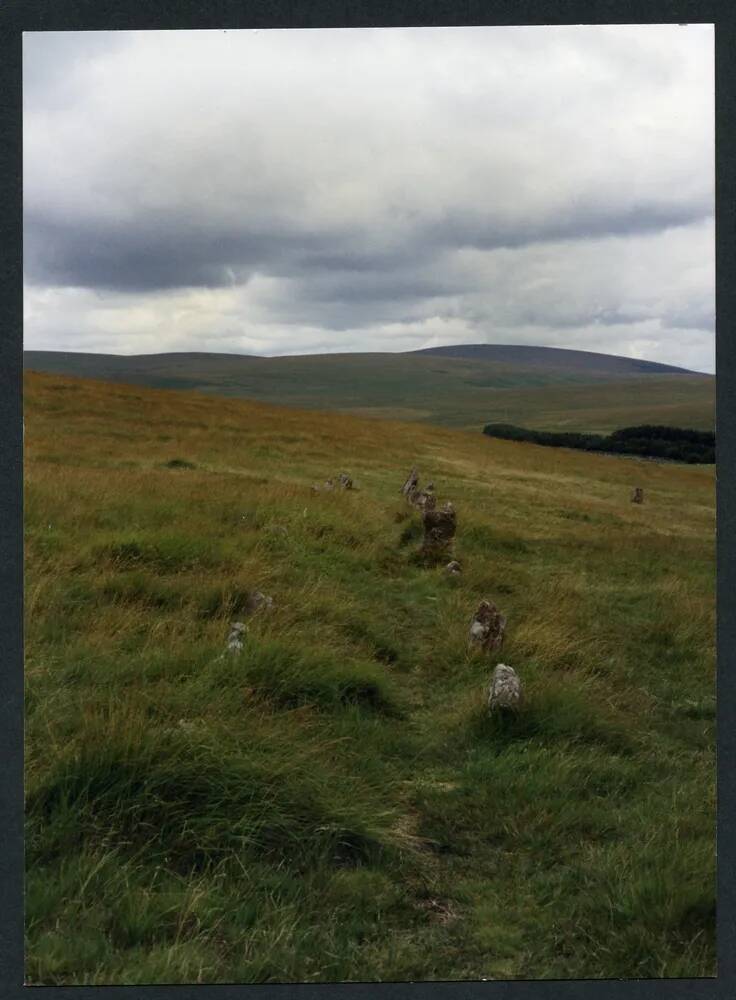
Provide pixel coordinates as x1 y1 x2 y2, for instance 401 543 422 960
23 24 715 984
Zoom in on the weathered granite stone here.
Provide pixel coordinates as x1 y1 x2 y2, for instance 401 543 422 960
631 487 644 504
445 560 462 576
226 621 246 653
468 600 506 653
338 472 354 489
413 487 437 512
401 467 420 501
244 592 273 614
421 502 456 556
312 479 336 493
488 663 522 712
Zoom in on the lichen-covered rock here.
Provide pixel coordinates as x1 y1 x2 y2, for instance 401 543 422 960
338 472 354 489
421 502 456 556
244 592 273 614
312 479 336 493
468 600 506 653
488 663 522 712
631 487 644 504
445 560 462 576
413 487 436 512
401 467 420 501
226 621 246 653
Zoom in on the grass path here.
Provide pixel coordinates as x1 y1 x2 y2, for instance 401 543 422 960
24 372 715 983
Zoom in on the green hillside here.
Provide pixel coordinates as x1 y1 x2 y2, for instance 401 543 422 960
24 372 715 984
23 349 715 433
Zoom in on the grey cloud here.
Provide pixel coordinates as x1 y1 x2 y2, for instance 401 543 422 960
662 304 716 332
24 211 341 293
23 31 133 110
421 198 712 254
22 26 714 372
24 192 711 298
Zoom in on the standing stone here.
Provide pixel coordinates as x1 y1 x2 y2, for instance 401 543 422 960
468 600 506 653
244 592 273 614
402 467 420 502
421 502 456 558
488 663 522 713
226 621 246 654
413 486 437 512
445 560 462 576
631 487 644 504
338 472 354 490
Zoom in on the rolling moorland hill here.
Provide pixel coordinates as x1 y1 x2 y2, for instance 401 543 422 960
24 370 715 984
413 343 698 375
23 346 715 434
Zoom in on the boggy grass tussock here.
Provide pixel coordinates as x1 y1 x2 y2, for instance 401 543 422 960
205 636 405 716
26 703 407 877
23 372 715 983
471 673 635 754
92 533 236 574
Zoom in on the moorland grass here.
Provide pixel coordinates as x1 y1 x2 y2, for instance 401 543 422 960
24 371 715 983
24 350 715 433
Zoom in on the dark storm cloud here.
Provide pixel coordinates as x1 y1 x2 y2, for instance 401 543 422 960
24 210 445 296
25 212 251 292
423 198 712 254
23 26 715 371
24 188 711 298
23 210 347 293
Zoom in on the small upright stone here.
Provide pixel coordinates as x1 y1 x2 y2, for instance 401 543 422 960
421 502 456 558
338 472 354 490
401 467 420 502
468 600 506 653
226 621 246 654
631 487 644 504
488 663 522 713
244 592 273 614
445 560 462 576
413 485 436 512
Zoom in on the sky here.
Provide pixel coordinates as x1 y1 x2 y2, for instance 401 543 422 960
23 25 715 372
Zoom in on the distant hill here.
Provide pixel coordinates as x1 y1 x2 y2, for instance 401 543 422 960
413 343 699 376
23 345 714 434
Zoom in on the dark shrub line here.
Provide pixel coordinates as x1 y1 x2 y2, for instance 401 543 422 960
482 424 715 464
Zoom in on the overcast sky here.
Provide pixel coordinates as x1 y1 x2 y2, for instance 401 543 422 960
23 25 715 371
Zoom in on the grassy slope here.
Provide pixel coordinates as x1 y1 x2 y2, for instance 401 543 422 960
23 351 715 433
414 343 697 375
24 372 715 984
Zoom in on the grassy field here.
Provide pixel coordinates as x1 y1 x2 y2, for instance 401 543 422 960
24 371 715 984
24 350 715 433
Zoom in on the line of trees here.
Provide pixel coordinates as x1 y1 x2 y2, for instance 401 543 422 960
482 423 715 464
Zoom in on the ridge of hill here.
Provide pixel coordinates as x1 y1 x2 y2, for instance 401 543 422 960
23 347 714 434
411 343 699 375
